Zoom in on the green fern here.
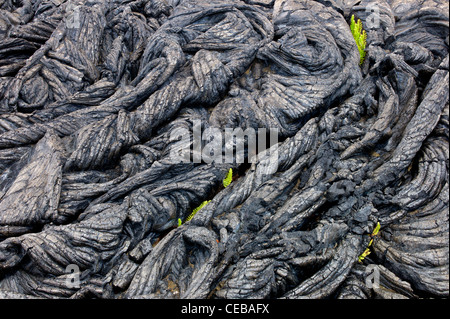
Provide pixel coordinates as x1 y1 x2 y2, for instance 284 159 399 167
184 200 211 224
358 222 381 262
371 222 381 237
358 248 371 262
223 168 233 188
179 169 234 226
350 15 367 65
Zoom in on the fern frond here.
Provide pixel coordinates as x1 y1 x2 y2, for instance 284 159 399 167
358 248 371 262
350 15 357 37
371 222 381 237
358 222 381 262
350 15 367 65
179 168 233 226
223 168 233 188
184 200 211 223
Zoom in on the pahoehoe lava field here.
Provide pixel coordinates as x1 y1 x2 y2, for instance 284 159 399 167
0 0 448 299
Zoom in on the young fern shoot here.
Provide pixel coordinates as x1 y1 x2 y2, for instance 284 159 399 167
178 169 234 226
350 15 367 65
358 222 381 262
223 168 233 188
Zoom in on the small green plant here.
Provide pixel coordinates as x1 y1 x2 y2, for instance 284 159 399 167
184 200 211 223
358 248 371 262
371 221 381 237
358 222 381 262
350 15 367 65
223 168 233 188
178 169 234 226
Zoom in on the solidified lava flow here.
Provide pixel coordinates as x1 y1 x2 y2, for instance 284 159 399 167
0 0 448 299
